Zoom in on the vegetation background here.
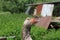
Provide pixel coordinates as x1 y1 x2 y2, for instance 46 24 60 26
0 0 60 15
0 0 60 40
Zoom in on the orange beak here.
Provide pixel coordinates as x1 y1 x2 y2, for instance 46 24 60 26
30 18 37 24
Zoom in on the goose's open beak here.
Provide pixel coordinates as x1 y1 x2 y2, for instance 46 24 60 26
30 18 37 24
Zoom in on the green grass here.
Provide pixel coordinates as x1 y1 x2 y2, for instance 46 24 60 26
0 12 60 40
0 12 30 40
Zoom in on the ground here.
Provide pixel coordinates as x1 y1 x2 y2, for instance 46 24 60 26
0 12 60 40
